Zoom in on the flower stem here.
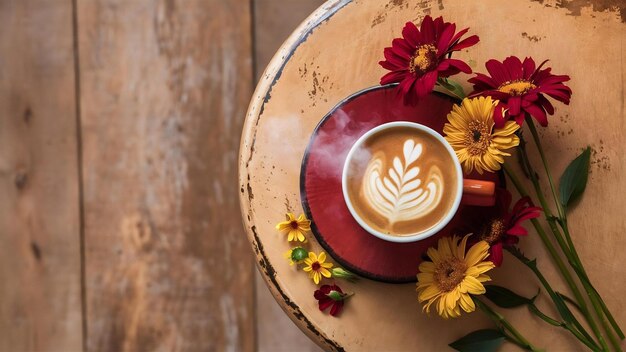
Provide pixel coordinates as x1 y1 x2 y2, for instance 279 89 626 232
516 133 572 254
525 118 566 220
561 220 624 342
598 294 626 340
524 118 623 351
578 269 623 351
474 297 541 351
503 164 589 310
506 247 599 351
503 163 608 351
504 334 535 351
528 303 561 327
528 303 600 351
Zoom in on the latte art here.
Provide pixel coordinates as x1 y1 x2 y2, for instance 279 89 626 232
344 126 459 237
362 139 444 224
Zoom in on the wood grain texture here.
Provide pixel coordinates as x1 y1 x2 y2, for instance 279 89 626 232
240 0 626 351
77 0 254 351
0 0 83 350
252 1 325 351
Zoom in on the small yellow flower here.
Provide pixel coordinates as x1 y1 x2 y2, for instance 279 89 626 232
284 247 308 266
443 96 520 174
284 249 295 265
416 235 495 319
303 252 333 284
276 213 311 242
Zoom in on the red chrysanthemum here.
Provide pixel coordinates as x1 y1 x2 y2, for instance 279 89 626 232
478 189 542 266
469 56 572 127
314 284 351 317
379 16 479 105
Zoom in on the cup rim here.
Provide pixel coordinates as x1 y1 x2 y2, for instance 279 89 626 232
341 121 463 243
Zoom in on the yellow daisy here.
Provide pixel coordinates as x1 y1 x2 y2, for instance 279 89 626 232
275 213 311 242
416 235 495 319
443 96 520 174
303 252 333 284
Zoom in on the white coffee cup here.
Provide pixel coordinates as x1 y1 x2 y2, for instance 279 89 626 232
342 121 494 243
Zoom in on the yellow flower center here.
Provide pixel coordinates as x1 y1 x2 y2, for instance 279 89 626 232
481 219 505 244
409 44 437 74
434 257 468 292
312 261 321 271
464 120 492 156
497 80 537 96
290 221 299 229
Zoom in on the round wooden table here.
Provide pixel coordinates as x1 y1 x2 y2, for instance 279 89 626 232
239 1 626 350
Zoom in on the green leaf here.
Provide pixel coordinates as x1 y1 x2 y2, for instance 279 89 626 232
552 292 576 325
551 293 598 344
559 147 591 209
449 329 505 352
484 285 533 308
554 293 597 344
557 292 582 314
436 78 466 99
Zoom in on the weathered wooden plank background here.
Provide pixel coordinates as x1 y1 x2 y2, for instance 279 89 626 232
0 0 321 351
0 0 82 350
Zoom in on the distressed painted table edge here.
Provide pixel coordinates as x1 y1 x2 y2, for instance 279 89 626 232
239 1 351 351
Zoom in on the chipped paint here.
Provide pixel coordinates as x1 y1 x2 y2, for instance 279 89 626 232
591 141 612 171
521 32 544 42
530 0 625 22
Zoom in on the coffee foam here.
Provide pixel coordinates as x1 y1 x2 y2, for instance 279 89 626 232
362 139 444 223
345 127 458 236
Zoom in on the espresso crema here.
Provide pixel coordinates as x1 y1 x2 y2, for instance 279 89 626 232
345 126 459 236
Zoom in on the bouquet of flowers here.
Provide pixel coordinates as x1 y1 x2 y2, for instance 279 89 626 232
273 14 621 352
376 15 623 351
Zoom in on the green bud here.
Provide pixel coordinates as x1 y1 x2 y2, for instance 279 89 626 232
328 290 344 301
331 267 358 282
291 247 308 262
327 290 354 301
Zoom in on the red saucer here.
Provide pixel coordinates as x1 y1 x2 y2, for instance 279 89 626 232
300 86 502 283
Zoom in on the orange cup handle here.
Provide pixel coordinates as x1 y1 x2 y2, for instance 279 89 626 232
462 179 496 207
463 179 495 197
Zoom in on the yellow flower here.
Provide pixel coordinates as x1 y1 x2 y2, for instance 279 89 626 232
416 235 495 319
284 247 308 266
303 252 333 284
276 213 311 242
443 96 520 174
284 249 296 265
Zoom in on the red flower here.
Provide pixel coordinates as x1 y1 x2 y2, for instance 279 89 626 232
314 284 352 317
379 16 479 105
478 189 542 266
469 56 572 127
